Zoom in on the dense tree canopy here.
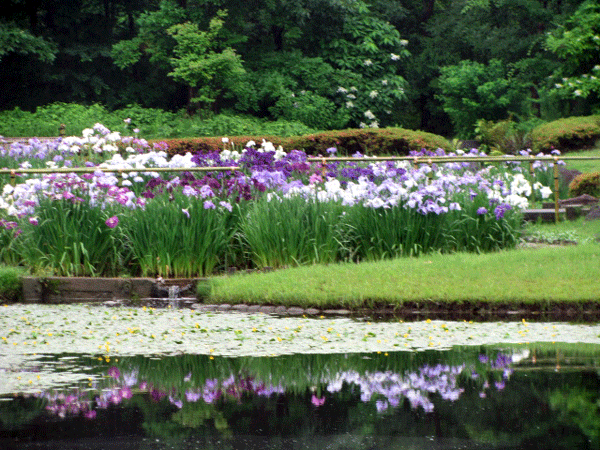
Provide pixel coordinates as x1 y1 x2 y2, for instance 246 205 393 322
0 0 596 137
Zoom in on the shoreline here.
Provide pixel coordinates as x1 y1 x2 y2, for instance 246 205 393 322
9 275 600 322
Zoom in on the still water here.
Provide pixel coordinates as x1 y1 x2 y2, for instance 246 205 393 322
1 345 599 450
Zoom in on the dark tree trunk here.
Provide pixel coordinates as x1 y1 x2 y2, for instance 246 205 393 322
530 85 541 117
271 25 284 51
421 0 435 22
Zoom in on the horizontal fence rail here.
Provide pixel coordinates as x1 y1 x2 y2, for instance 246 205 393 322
2 154 600 223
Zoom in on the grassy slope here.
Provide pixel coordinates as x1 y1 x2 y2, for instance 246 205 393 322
208 243 600 308
208 216 600 308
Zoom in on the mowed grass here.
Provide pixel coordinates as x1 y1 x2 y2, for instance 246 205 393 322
563 145 600 173
207 218 600 309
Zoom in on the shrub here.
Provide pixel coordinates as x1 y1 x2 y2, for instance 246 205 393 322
475 118 540 154
0 265 24 303
568 171 600 198
0 103 316 139
437 59 524 139
530 115 600 152
158 128 450 157
271 91 350 130
0 103 118 137
284 128 450 156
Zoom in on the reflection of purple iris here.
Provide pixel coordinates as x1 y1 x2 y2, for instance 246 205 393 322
311 395 326 407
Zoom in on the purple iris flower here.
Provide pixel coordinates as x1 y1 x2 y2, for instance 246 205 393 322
105 216 119 228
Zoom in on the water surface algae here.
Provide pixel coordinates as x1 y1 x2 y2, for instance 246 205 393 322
2 304 600 395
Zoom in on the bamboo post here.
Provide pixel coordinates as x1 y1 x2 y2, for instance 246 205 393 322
10 169 16 187
553 156 560 224
321 157 327 179
427 158 433 184
529 157 535 204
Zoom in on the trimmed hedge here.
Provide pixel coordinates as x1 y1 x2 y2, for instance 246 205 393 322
0 266 24 303
569 171 600 198
154 128 450 157
530 115 600 153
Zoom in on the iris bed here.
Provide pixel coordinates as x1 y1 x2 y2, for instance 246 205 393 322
0 123 557 277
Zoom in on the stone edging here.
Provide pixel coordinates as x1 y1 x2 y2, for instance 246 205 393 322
18 276 600 322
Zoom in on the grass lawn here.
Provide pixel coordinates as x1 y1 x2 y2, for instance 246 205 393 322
562 145 600 173
206 217 600 309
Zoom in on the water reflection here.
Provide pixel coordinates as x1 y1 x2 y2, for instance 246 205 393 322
1 345 599 449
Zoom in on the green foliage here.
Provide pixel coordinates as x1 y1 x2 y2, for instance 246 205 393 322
0 21 57 63
240 196 348 268
122 193 236 277
14 198 124 277
111 0 186 69
166 11 245 112
0 103 315 139
159 127 450 157
322 2 409 128
282 128 450 156
0 265 24 303
530 115 600 152
546 0 600 101
0 102 124 137
271 90 350 130
235 51 352 129
475 117 542 154
437 59 524 138
568 171 600 197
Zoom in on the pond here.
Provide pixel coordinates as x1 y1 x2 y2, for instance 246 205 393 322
1 305 599 449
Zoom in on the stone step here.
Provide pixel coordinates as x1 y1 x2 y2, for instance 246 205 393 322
522 208 566 222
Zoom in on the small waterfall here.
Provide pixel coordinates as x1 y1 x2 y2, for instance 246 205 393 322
168 285 181 308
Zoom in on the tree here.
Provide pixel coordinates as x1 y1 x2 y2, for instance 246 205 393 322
166 11 245 114
436 59 523 138
546 0 600 106
0 21 57 63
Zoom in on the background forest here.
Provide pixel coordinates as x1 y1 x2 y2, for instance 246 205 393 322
1 0 599 138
